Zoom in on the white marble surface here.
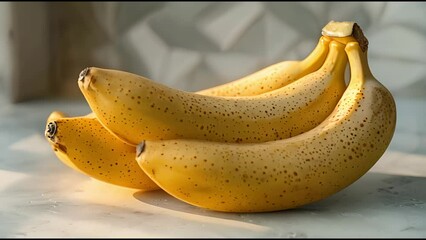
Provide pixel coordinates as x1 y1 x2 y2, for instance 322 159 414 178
1 96 426 238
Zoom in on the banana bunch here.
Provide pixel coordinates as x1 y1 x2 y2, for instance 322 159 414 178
136 40 396 212
44 35 332 190
44 21 396 213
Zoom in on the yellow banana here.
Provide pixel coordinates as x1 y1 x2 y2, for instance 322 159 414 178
71 36 331 119
136 41 397 212
78 40 347 146
75 36 330 117
197 36 330 96
44 114 159 190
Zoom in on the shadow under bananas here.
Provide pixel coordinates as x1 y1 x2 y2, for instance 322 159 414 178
133 171 426 237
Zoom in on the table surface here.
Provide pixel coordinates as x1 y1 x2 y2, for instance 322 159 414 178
1 96 426 238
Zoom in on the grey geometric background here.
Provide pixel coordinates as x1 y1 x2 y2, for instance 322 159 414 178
1 2 425 99
88 2 426 96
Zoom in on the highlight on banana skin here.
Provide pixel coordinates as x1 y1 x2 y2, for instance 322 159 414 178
44 20 396 213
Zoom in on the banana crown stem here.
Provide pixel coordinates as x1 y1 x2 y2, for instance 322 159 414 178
322 21 354 37
322 21 369 51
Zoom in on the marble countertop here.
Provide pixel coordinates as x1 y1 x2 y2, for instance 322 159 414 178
1 96 426 238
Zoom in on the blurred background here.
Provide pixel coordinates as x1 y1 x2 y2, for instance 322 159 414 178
0 2 425 154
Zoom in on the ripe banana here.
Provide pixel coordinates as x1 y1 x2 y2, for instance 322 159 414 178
136 41 397 212
74 36 331 117
78 40 347 146
197 36 330 96
44 113 159 190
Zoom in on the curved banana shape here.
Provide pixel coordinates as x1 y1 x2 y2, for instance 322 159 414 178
78 41 347 146
46 111 68 122
75 37 330 117
136 41 397 212
44 114 159 190
197 36 330 96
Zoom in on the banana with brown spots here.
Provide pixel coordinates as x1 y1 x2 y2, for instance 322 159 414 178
71 36 331 120
135 41 397 212
78 40 347 146
44 113 159 190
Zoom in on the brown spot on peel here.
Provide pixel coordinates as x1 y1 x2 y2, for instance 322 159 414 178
56 143 67 154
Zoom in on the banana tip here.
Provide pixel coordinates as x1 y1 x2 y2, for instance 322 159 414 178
45 121 57 140
136 141 146 158
78 67 90 82
78 67 95 91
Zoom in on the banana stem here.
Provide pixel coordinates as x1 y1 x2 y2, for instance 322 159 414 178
299 36 330 72
345 42 373 82
322 21 369 52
